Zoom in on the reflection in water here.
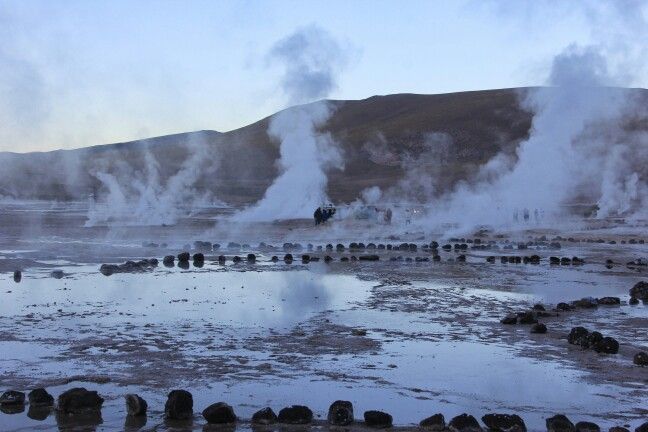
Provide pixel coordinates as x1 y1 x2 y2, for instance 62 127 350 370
27 406 51 421
124 414 147 430
56 410 103 430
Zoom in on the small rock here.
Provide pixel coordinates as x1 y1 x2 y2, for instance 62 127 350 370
177 252 190 262
596 297 620 306
164 389 193 420
629 281 648 301
518 311 537 325
352 329 367 336
0 390 25 406
278 405 313 424
28 388 53 407
328 400 354 426
501 315 518 325
633 351 648 366
546 414 575 432
125 394 147 416
252 407 277 425
364 410 393 428
448 413 483 432
568 327 590 347
57 388 103 413
575 421 600 432
593 337 619 354
50 270 64 279
481 413 527 432
202 402 236 424
531 323 547 334
420 413 446 430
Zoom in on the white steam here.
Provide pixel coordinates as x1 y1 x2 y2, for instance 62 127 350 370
236 25 349 221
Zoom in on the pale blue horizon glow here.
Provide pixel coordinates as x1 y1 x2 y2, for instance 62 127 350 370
0 0 645 152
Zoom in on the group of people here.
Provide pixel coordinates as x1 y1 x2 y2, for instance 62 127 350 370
314 205 336 225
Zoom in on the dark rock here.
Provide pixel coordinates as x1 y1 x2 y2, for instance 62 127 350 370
178 260 190 269
593 336 619 354
125 394 147 416
629 281 648 301
518 311 538 325
177 252 190 262
28 388 53 407
27 405 51 420
633 351 648 366
284 254 293 263
575 421 600 432
0 390 25 406
420 413 446 430
550 256 561 265
568 327 590 346
194 241 212 251
51 270 64 279
586 331 603 348
271 255 278 262
501 315 518 325
531 323 547 334
556 302 573 311
448 413 483 432
163 255 175 267
301 254 311 263
193 253 204 262
596 297 620 306
359 254 380 261
364 410 393 428
232 256 242 263
57 388 103 413
252 407 277 425
481 413 527 432
629 297 639 305
164 389 193 420
324 255 333 263
572 298 598 309
635 422 648 432
218 255 226 264
328 400 354 426
486 256 496 263
546 414 575 432
247 253 256 262
533 304 546 311
608 427 629 432
202 402 236 424
278 405 313 424
13 270 21 283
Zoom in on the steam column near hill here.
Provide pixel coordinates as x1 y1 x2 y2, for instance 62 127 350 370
236 25 349 222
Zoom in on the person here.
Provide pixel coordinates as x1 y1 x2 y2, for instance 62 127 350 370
523 208 530 222
314 207 322 225
384 207 392 224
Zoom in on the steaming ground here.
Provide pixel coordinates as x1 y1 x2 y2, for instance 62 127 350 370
0 201 647 431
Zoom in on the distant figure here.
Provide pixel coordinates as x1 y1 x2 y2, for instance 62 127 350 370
513 209 519 223
314 207 322 225
384 207 392 224
523 208 530 222
534 208 539 223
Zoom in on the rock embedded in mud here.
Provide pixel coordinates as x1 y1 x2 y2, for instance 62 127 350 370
448 413 483 432
278 405 313 424
481 413 527 432
202 402 236 424
556 302 574 311
193 253 205 263
328 400 354 425
252 407 277 424
420 413 446 430
518 311 538 325
301 254 311 263
57 388 103 413
28 388 54 407
125 394 147 416
596 297 620 306
586 331 603 349
0 390 25 406
163 255 175 266
593 336 619 354
247 253 256 262
359 254 380 261
629 281 648 301
364 410 393 428
531 323 547 334
283 254 293 263
177 252 190 262
575 421 600 432
164 389 193 420
572 298 598 309
218 255 226 264
13 270 21 282
501 315 518 325
633 351 648 366
546 414 575 432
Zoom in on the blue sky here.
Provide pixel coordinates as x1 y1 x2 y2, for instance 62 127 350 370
0 0 645 152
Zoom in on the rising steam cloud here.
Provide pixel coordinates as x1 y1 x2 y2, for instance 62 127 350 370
236 25 349 221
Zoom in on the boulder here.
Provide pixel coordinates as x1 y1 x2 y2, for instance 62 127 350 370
481 413 527 432
420 413 446 430
163 255 175 267
518 311 538 325
57 388 103 413
531 323 547 334
177 252 190 262
608 427 629 432
284 254 293 263
247 253 256 262
364 410 393 428
556 303 573 311
546 414 575 432
448 413 483 432
593 337 619 354
586 331 603 349
278 405 313 424
252 407 277 425
572 298 598 309
164 389 193 420
633 351 648 366
629 281 648 301
50 270 64 279
359 254 380 261
28 388 54 407
501 315 518 325
202 402 236 424
629 297 639 305
575 422 600 432
328 400 354 426
192 253 204 263
635 422 648 432
0 390 25 406
596 297 620 306
125 394 147 416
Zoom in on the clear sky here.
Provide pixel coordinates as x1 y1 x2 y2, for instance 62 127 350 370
0 0 645 152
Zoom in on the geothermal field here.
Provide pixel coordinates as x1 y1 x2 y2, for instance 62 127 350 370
1 4 648 431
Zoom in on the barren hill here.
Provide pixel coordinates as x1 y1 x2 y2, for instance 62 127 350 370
1 87 644 205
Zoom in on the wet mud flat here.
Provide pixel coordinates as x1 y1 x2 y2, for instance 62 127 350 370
0 204 647 431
